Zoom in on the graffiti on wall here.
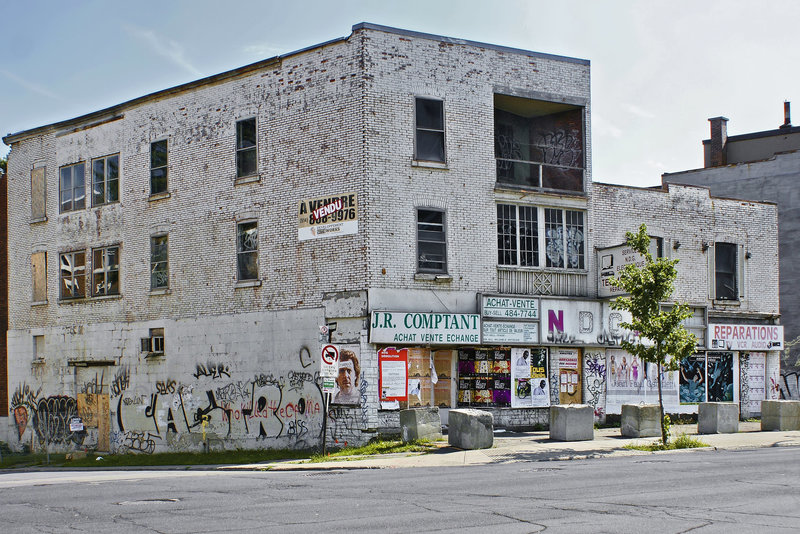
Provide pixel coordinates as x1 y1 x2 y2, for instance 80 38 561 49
583 351 606 420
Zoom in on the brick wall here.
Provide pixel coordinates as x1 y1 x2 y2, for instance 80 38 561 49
0 170 8 418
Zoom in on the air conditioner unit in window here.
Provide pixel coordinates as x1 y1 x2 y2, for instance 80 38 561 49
141 328 165 357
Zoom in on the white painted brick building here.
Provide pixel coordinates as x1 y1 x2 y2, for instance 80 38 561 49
2 23 780 453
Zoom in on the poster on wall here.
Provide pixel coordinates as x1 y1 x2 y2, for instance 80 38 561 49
741 352 766 416
511 348 532 408
557 349 581 405
379 348 408 405
530 349 550 408
605 349 680 414
332 346 362 405
706 352 734 402
680 354 706 404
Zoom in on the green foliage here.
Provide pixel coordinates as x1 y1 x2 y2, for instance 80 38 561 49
624 434 709 452
309 438 438 462
662 414 672 443
0 156 6 173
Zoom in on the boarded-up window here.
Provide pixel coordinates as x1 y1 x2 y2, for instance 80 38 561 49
31 251 47 302
31 167 46 220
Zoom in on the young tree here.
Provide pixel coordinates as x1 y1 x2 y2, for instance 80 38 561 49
610 224 697 444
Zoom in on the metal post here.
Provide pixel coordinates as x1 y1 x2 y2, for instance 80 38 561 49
321 392 329 456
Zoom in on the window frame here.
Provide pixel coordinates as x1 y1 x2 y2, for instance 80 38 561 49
59 250 87 300
150 139 168 196
414 97 446 163
91 154 120 207
150 234 169 290
416 208 448 274
31 251 48 303
714 242 740 301
236 221 259 281
497 203 586 271
235 117 258 178
59 162 86 213
91 245 121 297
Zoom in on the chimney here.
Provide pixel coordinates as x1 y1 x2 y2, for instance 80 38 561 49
780 101 791 129
708 116 728 167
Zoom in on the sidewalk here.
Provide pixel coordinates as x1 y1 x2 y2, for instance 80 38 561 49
221 422 800 472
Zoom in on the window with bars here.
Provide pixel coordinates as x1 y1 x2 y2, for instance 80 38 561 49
497 204 538 267
59 162 86 213
417 209 447 273
92 246 120 296
92 154 119 206
497 204 585 270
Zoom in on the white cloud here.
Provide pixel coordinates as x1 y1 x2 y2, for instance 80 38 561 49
0 70 61 100
124 25 202 77
592 113 622 138
625 104 656 120
243 43 285 59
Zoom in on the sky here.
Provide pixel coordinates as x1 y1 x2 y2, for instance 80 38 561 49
1 0 798 187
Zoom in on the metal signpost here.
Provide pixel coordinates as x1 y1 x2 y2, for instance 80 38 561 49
320 343 339 456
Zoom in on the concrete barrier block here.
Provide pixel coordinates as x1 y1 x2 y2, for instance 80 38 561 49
549 404 594 441
761 400 800 431
621 404 661 438
698 402 739 434
448 409 493 450
400 407 442 442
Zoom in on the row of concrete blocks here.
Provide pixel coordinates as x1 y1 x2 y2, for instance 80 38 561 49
398 400 800 450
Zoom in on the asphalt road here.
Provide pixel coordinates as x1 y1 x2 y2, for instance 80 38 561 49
1 446 798 533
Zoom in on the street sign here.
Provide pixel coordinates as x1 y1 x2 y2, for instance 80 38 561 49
322 378 336 394
320 344 340 378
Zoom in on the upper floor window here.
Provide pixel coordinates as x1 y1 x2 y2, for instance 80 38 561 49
415 98 445 163
497 204 585 270
150 235 169 290
417 209 447 273
60 250 86 299
59 162 86 213
150 140 168 195
92 154 119 206
92 245 120 296
237 221 258 280
494 94 584 192
714 242 739 301
236 118 257 178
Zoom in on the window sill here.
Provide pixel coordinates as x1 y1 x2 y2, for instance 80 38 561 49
30 216 48 225
31 300 48 307
498 265 589 275
149 288 172 296
411 159 448 170
234 174 261 186
58 294 122 304
494 182 587 197
32 358 46 365
148 191 171 202
713 299 741 307
415 273 452 283
235 279 262 289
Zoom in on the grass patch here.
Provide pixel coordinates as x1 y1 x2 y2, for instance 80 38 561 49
309 438 439 462
624 434 709 452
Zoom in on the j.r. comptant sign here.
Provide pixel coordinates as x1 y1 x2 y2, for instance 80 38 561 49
369 311 481 345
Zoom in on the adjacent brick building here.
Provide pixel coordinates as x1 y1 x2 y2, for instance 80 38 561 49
2 23 781 453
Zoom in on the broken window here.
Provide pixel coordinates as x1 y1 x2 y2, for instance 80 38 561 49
237 221 258 280
150 235 168 290
236 118 257 178
31 251 47 302
92 154 119 206
92 245 120 296
417 209 447 273
415 98 445 162
60 250 86 299
494 94 584 192
715 242 738 300
59 162 86 212
497 204 584 270
150 140 168 195
31 167 46 220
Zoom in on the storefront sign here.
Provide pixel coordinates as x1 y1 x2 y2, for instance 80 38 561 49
298 192 358 241
370 311 481 344
597 240 661 298
481 295 539 319
482 321 539 344
379 347 408 401
708 324 784 351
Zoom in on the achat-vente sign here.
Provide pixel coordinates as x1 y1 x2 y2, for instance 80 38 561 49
370 311 481 345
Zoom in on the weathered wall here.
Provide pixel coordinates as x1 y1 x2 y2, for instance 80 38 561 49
5 307 382 453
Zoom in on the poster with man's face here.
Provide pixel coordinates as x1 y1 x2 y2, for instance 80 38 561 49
333 346 362 405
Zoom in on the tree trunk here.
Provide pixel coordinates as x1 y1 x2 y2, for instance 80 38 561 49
657 362 667 445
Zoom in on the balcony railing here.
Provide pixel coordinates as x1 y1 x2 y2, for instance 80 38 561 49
497 267 588 297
